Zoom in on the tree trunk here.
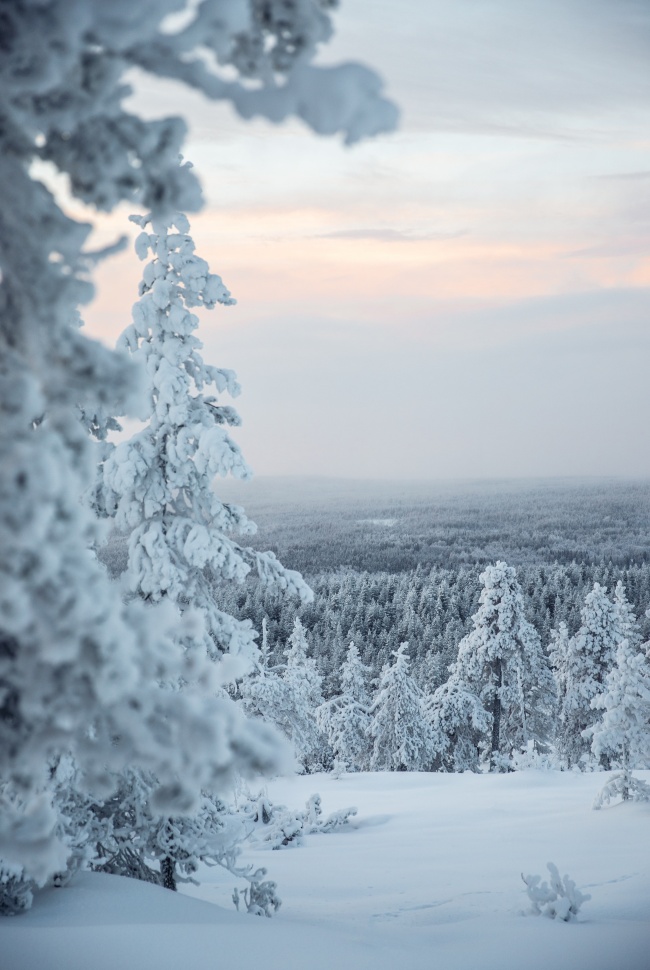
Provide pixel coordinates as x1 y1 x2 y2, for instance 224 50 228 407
489 658 502 771
160 856 177 891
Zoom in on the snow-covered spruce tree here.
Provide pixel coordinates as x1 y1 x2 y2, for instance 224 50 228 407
53 761 280 912
425 680 491 772
239 660 291 738
101 211 310 660
429 562 556 771
317 641 372 771
92 212 313 889
613 581 642 652
282 619 328 770
556 583 622 768
589 638 650 807
0 0 397 900
548 622 572 707
370 644 434 771
241 618 326 771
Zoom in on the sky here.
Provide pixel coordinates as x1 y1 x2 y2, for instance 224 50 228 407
84 0 650 480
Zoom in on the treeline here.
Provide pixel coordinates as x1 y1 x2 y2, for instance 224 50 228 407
237 563 650 781
218 560 650 695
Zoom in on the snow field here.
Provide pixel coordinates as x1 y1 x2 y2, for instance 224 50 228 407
6 770 647 970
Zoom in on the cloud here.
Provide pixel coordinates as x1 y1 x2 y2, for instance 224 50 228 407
565 239 650 259
595 170 650 182
315 228 468 243
326 0 650 139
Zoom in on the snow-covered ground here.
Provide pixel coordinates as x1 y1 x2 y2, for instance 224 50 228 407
5 771 650 970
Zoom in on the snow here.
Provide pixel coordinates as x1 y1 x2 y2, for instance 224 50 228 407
6 770 649 970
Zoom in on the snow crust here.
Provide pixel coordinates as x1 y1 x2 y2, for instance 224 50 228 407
6 771 649 970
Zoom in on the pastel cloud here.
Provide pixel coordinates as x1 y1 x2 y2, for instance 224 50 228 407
81 0 650 478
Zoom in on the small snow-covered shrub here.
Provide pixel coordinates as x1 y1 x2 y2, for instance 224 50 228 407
237 788 356 850
522 862 591 921
232 867 281 918
510 741 557 771
0 864 34 916
330 759 348 779
592 771 650 810
263 795 357 849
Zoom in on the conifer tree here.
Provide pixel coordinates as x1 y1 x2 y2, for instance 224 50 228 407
101 212 311 664
317 642 372 771
589 638 650 805
369 644 433 771
0 0 396 896
429 562 555 771
549 622 572 702
239 617 327 770
548 620 572 756
557 583 621 768
81 213 313 888
426 680 491 772
613 581 642 651
282 619 327 769
239 624 291 737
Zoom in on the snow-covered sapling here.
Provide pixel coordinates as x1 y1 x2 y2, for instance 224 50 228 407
522 862 591 921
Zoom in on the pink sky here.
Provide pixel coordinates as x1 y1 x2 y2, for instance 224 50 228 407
84 0 650 479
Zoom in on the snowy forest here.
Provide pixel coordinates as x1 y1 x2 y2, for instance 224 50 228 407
2 3 650 969
99 476 650 773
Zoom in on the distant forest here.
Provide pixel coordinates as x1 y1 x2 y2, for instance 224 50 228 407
101 477 650 693
215 477 650 571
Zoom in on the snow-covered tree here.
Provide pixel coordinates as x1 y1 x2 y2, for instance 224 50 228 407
88 210 316 890
429 562 555 771
589 638 650 805
101 210 310 663
426 680 491 772
548 622 572 703
240 618 326 770
556 583 622 768
317 641 372 771
240 663 291 733
612 581 642 652
0 0 396 897
370 644 434 771
282 619 327 770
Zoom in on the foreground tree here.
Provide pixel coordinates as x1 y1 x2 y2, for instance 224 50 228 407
85 211 313 890
0 0 396 898
101 210 310 659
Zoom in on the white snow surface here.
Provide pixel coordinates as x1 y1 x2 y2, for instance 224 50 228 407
5 770 650 970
